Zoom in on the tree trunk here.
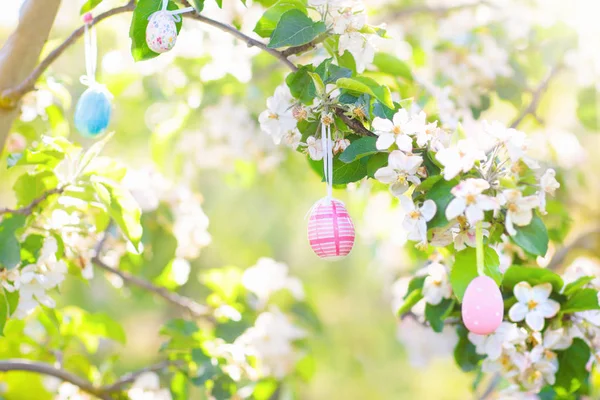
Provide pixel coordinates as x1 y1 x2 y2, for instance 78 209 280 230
0 0 62 153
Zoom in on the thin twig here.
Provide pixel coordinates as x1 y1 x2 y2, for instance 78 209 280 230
92 255 213 321
0 360 111 400
335 107 376 137
476 373 501 400
93 230 213 321
547 227 600 271
510 66 562 129
0 359 178 399
101 360 179 393
0 187 65 216
383 1 493 21
0 0 136 107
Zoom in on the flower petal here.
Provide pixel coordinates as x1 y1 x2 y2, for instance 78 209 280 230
445 198 466 221
390 181 410 196
531 283 552 303
372 117 394 133
508 302 528 322
537 299 560 319
525 311 545 331
513 282 533 303
374 167 397 184
376 133 395 150
420 200 437 222
395 134 413 153
465 204 484 225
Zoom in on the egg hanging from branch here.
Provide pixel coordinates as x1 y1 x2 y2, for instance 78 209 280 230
146 11 178 54
307 198 355 260
74 86 112 138
461 275 504 335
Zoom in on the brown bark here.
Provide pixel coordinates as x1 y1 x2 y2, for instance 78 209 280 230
0 0 61 153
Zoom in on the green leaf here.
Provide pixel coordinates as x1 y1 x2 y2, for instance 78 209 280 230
170 371 189 400
366 152 388 178
315 58 352 85
416 175 442 193
372 101 396 120
450 247 502 302
76 131 115 177
454 325 484 372
0 289 10 335
555 339 590 395
0 215 26 270
425 299 455 333
372 52 413 82
424 178 458 229
397 289 423 315
267 9 325 48
308 156 368 184
215 0 223 7
286 65 316 104
339 137 378 163
13 171 59 207
130 0 183 61
562 289 600 314
563 276 595 297
502 265 564 293
577 87 599 131
92 179 142 247
191 0 205 12
307 72 325 97
511 214 549 256
254 0 306 38
80 0 104 14
336 76 394 109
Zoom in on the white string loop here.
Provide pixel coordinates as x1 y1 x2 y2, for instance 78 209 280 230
149 0 195 22
321 116 333 200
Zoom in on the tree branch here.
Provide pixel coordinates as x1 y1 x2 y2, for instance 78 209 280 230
92 255 213 321
0 0 136 108
0 186 65 216
383 1 493 21
0 359 111 400
510 66 562 129
0 359 178 399
335 107 376 137
547 227 600 271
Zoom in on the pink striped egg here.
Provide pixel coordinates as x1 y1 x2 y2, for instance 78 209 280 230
462 276 504 335
307 198 355 260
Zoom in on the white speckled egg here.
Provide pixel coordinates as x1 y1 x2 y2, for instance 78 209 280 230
146 11 178 54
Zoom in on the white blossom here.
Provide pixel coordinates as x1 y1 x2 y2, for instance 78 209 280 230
259 85 297 144
445 178 500 225
372 110 416 152
436 139 485 180
306 136 323 160
538 169 560 214
242 258 304 308
422 262 452 305
374 150 423 196
468 322 527 361
499 189 539 236
235 308 306 378
127 372 172 400
333 11 376 73
399 196 437 244
508 282 560 331
453 221 490 251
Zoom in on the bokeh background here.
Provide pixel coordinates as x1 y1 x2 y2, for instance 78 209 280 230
1 0 600 398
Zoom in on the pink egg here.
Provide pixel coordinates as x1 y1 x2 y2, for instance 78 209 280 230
461 276 504 335
307 198 355 260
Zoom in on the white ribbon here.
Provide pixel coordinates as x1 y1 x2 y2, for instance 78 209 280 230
149 0 195 22
81 22 97 87
80 21 112 97
321 117 333 200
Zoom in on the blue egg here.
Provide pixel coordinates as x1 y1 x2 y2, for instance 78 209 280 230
74 86 112 137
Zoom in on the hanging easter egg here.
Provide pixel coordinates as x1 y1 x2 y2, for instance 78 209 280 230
74 86 112 137
462 275 504 335
146 11 178 54
307 198 355 260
